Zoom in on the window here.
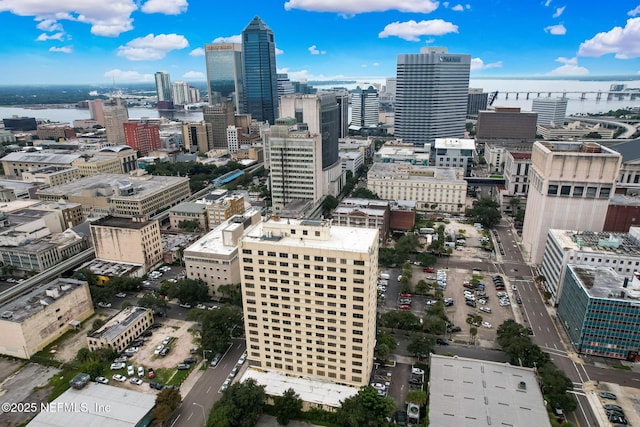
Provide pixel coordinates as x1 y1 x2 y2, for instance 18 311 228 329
560 185 571 196
600 187 611 198
573 186 584 196
548 185 558 195
586 186 598 198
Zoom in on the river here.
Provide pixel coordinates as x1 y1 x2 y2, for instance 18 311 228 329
1 79 639 125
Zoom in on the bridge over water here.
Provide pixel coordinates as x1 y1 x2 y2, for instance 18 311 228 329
497 90 640 101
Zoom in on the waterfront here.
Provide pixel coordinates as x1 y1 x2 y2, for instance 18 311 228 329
1 79 639 125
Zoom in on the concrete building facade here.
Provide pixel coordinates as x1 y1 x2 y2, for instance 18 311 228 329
0 278 93 359
21 166 81 187
90 216 163 273
183 121 213 153
103 101 129 144
169 202 208 231
476 107 537 141
123 122 162 156
350 86 379 128
87 306 153 353
334 198 390 241
532 98 568 126
239 218 379 387
522 142 622 264
1 152 81 177
368 163 467 214
433 138 476 176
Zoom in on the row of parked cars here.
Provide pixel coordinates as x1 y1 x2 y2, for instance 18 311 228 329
220 351 247 391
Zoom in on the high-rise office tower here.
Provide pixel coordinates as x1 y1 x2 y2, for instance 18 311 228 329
334 89 349 138
124 122 161 156
351 86 379 128
532 98 568 126
203 101 235 150
395 47 471 146
88 99 105 126
242 16 278 124
467 88 488 118
172 81 191 106
277 73 295 97
103 100 128 144
155 71 172 102
182 122 212 153
522 141 621 264
205 43 244 112
239 218 379 387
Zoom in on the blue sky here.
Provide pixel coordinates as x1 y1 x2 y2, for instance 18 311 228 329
0 0 639 85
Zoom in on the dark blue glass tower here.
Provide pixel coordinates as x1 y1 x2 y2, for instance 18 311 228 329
242 16 278 124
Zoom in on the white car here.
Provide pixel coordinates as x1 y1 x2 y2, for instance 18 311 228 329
110 362 126 370
127 365 134 376
154 345 164 355
482 321 492 328
97 302 112 308
196 304 206 309
112 374 127 382
138 366 144 377
95 376 109 384
129 377 143 385
115 292 127 298
221 379 231 391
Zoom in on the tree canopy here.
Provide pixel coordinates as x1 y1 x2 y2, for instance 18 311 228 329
335 386 395 427
188 305 244 353
161 278 209 306
208 379 266 427
273 388 303 425
465 198 502 228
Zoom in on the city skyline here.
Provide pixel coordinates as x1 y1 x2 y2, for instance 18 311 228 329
0 1 638 85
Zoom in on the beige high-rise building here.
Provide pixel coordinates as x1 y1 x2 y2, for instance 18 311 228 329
103 101 129 144
239 218 378 387
522 141 622 264
182 122 212 153
206 193 246 228
90 215 162 272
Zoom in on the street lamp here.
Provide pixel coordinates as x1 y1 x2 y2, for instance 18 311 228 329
203 349 212 363
193 402 206 426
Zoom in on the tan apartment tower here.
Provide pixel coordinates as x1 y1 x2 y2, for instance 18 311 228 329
239 218 379 387
522 141 622 264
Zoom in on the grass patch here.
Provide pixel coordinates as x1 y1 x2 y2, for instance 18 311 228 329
167 368 191 386
46 366 77 401
152 366 193 386
613 365 632 371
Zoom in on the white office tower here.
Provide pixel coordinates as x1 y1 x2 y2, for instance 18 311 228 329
172 81 191 106
351 86 379 128
395 47 471 146
239 217 379 388
532 98 568 126
155 71 172 102
226 125 239 153
522 141 622 264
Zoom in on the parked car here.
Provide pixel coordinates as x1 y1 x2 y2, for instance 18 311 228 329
115 292 127 298
149 381 163 390
436 338 449 345
221 379 231 391
154 345 164 355
465 300 476 308
138 366 144 377
399 305 410 310
210 353 222 367
448 325 462 333
148 368 155 379
110 362 126 370
112 374 126 382
600 392 617 400
129 377 143 385
238 353 247 365
127 365 134 376
97 302 112 308
184 357 197 364
159 347 170 356
479 307 492 313
423 267 436 273
162 336 172 345
482 321 493 328
229 367 238 377
95 376 109 384
177 363 191 370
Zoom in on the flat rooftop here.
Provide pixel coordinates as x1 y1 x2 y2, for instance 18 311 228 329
334 206 386 217
169 202 207 215
24 165 77 174
0 152 80 163
340 198 389 209
242 368 358 408
568 265 640 300
27 381 155 427
185 208 261 256
36 173 189 201
77 259 143 277
368 163 465 183
89 306 151 341
550 229 640 256
434 138 476 150
537 141 619 155
0 278 87 323
429 354 550 427
91 215 155 230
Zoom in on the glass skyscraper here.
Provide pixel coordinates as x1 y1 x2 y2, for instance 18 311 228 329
155 71 172 102
395 47 471 146
205 43 244 112
242 16 279 124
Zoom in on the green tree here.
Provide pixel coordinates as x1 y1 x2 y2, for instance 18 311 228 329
165 279 209 306
92 318 105 331
121 300 132 309
414 279 431 295
322 195 340 213
138 293 170 315
466 198 502 228
351 187 379 199
218 283 242 306
405 390 427 406
153 388 182 425
194 306 244 353
407 334 434 357
178 219 201 232
273 388 303 426
376 330 396 352
208 379 266 427
380 311 422 331
376 343 390 361
335 386 395 427
89 285 113 304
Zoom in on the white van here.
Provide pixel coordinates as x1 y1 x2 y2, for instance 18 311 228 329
379 273 390 280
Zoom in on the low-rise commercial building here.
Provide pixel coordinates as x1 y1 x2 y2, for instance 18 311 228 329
428 354 550 427
1 152 81 177
558 266 640 360
169 202 208 231
90 216 162 273
21 166 81 187
87 306 153 352
333 198 390 241
367 163 467 214
183 208 261 295
36 172 191 218
0 278 93 359
340 151 363 175
433 138 476 176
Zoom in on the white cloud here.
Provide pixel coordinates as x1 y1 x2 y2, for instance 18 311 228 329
379 19 458 41
629 5 640 16
0 1 138 37
36 18 62 32
308 45 326 55
182 71 205 80
466 3 471 9
189 47 204 56
544 24 566 35
373 62 380 66
578 18 640 59
36 32 64 41
443 2 449 7
552 6 565 18
544 0 552 6
49 46 72 53
117 33 189 61
103 69 154 83
284 0 438 14
452 4 464 11
276 47 284 55
141 0 188 15
547 57 589 76
212 35 242 44
470 58 503 71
